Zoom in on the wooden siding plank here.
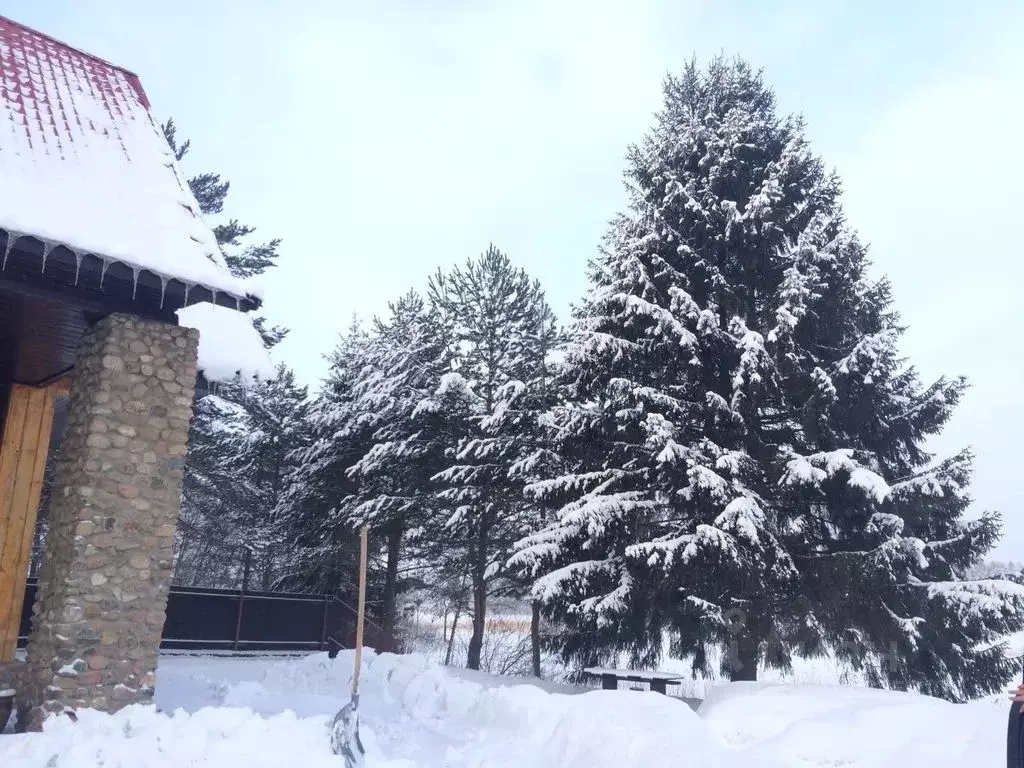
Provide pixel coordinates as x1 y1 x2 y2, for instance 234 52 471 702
6 386 56 656
0 387 30 566
0 383 58 661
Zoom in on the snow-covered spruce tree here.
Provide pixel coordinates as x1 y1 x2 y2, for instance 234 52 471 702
228 365 313 589
429 247 559 671
175 390 254 587
498 301 564 677
344 291 455 639
175 367 311 589
393 370 480 651
511 57 1024 700
275 319 374 593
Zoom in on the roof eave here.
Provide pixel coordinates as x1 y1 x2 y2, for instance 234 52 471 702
0 228 261 321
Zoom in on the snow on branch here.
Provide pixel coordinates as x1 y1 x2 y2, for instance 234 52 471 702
925 579 1024 627
713 496 766 545
627 524 738 569
835 330 898 384
780 448 890 502
530 559 615 604
579 566 635 626
614 292 698 348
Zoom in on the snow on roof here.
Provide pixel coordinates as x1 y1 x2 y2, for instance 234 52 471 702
176 302 274 385
0 16 255 305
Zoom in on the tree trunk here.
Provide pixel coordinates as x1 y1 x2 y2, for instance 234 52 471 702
466 524 488 670
530 601 542 678
444 603 461 666
381 525 403 645
241 548 252 592
261 545 274 591
729 624 760 682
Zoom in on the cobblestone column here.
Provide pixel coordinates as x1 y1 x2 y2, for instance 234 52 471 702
19 314 198 729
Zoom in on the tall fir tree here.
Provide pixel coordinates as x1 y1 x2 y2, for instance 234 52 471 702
429 246 559 670
511 57 1024 700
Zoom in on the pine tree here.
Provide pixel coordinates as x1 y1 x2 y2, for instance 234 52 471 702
429 246 559 670
162 119 285 345
511 57 1024 700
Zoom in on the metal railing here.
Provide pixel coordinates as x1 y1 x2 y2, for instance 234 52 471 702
17 579 391 654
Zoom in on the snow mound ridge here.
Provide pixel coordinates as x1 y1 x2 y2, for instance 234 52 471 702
260 651 757 767
2 652 759 767
3 652 1010 767
0 706 342 768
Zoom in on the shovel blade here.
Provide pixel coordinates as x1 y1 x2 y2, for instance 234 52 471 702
330 700 365 768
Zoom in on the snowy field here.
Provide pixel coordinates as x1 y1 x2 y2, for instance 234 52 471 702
0 650 1013 767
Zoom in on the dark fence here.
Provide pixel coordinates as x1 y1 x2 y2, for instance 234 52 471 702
16 578 385 653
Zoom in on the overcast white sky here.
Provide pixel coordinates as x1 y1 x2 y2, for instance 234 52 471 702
9 0 1024 558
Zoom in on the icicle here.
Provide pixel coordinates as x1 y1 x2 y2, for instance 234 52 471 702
99 258 110 289
73 251 82 284
210 289 218 307
40 242 52 274
159 276 169 309
234 296 241 311
1 240 13 272
131 267 140 300
183 282 192 306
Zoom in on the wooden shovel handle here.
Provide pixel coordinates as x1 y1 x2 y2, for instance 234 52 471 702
352 526 368 697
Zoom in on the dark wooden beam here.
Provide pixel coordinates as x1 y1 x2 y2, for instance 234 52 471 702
0 274 178 325
0 228 260 319
22 366 74 389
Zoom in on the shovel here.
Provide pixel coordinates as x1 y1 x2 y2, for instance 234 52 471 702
331 526 368 766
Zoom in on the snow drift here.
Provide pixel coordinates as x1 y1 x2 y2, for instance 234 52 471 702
0 652 1011 767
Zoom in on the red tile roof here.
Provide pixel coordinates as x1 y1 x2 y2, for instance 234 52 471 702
0 15 255 306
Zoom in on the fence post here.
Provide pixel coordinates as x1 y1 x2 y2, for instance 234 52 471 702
320 594 330 652
234 549 251 652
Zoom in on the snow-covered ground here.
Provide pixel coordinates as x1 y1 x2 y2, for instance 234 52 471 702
405 608 995 700
0 651 1013 767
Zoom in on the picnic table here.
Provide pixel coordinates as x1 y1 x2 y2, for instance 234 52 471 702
582 667 685 695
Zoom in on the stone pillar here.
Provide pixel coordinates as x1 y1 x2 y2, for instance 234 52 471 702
19 314 198 728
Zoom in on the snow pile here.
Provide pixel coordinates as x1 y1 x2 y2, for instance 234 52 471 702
182 652 752 767
1 653 754 767
0 19 253 302
177 303 275 384
350 653 752 767
699 681 1006 768
1 652 1014 767
0 707 346 768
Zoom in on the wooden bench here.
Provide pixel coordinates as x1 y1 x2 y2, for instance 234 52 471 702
582 667 685 695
